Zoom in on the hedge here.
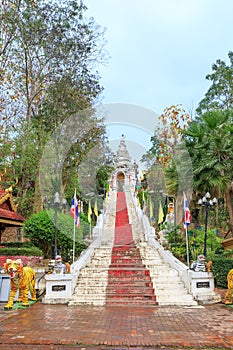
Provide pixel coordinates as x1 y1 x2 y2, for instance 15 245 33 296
1 242 35 248
0 247 43 257
212 256 233 288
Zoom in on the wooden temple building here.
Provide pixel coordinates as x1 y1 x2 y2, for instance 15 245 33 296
0 187 25 243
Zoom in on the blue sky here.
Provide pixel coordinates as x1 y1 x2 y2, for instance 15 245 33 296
85 0 233 165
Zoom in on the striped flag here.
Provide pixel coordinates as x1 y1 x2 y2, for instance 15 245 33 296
70 190 80 227
183 193 191 228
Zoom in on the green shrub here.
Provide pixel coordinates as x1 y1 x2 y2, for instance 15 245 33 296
0 247 43 256
223 249 233 258
1 242 34 248
189 228 222 261
23 209 88 261
212 256 233 288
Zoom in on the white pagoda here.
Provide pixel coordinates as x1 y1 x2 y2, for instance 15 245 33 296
112 135 139 191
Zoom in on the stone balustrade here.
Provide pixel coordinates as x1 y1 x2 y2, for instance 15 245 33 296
128 188 221 304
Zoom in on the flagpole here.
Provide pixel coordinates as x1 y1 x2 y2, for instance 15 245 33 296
183 192 191 268
72 215 76 264
72 188 76 264
185 226 190 268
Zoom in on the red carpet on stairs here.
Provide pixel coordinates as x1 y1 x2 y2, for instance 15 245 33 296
114 192 133 246
106 192 158 306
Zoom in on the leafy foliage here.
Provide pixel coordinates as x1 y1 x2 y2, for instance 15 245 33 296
1 0 105 126
96 164 114 197
163 225 223 265
23 209 87 262
0 0 108 217
0 241 35 248
182 109 233 230
0 247 43 257
141 104 191 169
141 133 161 168
197 51 233 115
212 257 233 288
188 228 223 261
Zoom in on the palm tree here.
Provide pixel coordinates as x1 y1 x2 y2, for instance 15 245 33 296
182 110 233 232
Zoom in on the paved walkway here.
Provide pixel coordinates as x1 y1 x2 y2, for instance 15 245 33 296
0 298 232 349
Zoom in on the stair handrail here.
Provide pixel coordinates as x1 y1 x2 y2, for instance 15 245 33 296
129 188 191 292
70 213 104 292
147 235 191 291
70 188 115 293
70 234 102 293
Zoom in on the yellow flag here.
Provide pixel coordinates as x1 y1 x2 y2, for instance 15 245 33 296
94 199 98 218
158 201 164 224
88 201 92 223
149 199 153 219
105 191 109 204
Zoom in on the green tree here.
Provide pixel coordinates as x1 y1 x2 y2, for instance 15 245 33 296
96 164 114 197
189 228 222 261
141 104 191 168
23 209 87 261
0 0 105 126
182 110 233 231
141 132 161 168
141 105 193 226
0 0 107 216
196 51 233 115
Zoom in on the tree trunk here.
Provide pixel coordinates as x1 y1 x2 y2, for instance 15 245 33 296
225 186 233 233
33 172 43 213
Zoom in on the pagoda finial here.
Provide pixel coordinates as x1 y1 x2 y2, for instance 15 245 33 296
5 186 13 193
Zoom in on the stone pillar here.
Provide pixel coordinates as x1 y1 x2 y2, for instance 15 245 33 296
190 271 221 304
42 273 72 304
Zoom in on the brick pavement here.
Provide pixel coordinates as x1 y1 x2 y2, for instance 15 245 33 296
0 300 232 349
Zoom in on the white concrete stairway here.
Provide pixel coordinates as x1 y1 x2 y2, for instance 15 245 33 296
69 241 198 307
138 242 198 306
68 246 112 306
68 185 198 307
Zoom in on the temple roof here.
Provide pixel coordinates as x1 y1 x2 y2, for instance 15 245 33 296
0 188 25 226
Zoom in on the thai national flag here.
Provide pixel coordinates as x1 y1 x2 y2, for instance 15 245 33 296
70 191 80 227
183 193 191 229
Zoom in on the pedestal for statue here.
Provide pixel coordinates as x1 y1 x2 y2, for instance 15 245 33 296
190 271 221 304
42 273 72 304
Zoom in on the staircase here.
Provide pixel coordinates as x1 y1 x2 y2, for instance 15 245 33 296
69 246 112 306
139 242 198 306
105 192 157 305
106 244 158 306
69 191 197 307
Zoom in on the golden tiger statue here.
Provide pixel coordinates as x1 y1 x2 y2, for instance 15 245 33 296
3 259 37 309
225 268 233 305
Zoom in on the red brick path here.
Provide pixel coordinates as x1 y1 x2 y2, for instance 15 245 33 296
0 192 232 348
0 301 232 348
